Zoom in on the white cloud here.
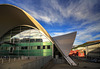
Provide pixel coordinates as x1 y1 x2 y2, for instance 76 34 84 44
93 34 100 39
7 0 100 25
7 0 100 45
50 22 100 45
75 23 100 44
51 31 73 37
78 34 92 41
74 40 83 45
78 23 100 37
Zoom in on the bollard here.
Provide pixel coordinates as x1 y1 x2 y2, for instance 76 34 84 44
9 57 10 63
14 58 16 61
2 59 3 64
18 57 20 60
21 56 23 60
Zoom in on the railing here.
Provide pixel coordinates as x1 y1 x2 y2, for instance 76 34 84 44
0 56 22 64
22 56 52 69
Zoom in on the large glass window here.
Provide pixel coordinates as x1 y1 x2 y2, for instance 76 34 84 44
0 26 51 43
0 26 52 56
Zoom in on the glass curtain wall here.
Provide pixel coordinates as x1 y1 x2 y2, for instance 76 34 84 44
0 26 53 57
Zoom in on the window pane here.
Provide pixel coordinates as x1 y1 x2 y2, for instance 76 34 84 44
37 46 40 49
43 46 45 49
47 45 50 49
21 46 27 50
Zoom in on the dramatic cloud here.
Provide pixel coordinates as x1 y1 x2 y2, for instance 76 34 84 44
7 0 100 25
1 0 100 45
51 31 74 37
51 23 100 45
93 34 100 39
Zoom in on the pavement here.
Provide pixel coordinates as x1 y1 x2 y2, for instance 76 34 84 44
45 57 100 69
0 58 35 69
0 57 100 69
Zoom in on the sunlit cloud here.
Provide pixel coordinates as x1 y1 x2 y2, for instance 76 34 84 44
3 0 100 45
51 31 74 37
7 0 100 24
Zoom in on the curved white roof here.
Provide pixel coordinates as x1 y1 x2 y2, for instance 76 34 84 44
0 4 53 42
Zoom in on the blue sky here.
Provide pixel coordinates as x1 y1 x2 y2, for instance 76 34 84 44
0 0 100 45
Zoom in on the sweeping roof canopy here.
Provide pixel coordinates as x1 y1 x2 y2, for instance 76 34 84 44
0 4 52 42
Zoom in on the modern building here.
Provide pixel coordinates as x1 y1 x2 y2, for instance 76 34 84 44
0 4 77 66
0 26 53 56
86 41 100 60
72 40 100 60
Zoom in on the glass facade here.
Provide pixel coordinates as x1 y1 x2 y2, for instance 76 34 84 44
0 26 53 57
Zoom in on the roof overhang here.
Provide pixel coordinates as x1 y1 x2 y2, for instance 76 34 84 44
0 4 53 43
53 32 77 66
